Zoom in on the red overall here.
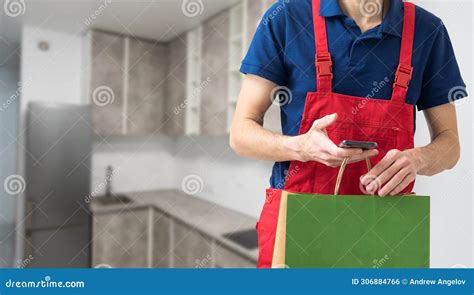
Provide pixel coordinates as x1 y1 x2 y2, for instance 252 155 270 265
256 0 416 268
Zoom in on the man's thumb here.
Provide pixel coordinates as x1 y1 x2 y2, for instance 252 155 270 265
310 113 338 131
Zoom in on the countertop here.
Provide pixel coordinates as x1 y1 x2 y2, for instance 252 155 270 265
91 190 258 262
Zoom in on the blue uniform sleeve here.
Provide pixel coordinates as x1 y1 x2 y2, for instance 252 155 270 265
240 1 288 86
417 22 467 110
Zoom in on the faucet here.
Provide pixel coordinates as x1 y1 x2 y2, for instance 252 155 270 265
105 166 113 197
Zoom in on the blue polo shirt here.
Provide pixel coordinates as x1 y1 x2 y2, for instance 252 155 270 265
240 0 467 189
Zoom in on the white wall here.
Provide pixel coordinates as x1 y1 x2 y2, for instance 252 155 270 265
415 0 473 268
90 137 177 196
20 26 86 105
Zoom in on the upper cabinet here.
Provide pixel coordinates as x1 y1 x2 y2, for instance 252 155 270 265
88 0 280 138
88 30 167 136
89 31 126 136
163 36 188 136
127 38 167 136
186 27 203 136
200 12 230 136
163 27 203 137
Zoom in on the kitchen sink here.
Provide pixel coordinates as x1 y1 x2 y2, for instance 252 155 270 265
223 229 258 250
95 194 133 206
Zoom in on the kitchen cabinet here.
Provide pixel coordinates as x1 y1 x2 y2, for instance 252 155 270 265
89 31 125 136
185 26 203 135
88 30 167 136
93 208 252 269
213 243 255 268
127 39 167 135
151 209 172 268
200 11 230 136
92 208 150 268
163 28 202 136
173 221 213 268
164 35 187 136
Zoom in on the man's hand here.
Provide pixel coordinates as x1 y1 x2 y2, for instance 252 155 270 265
294 113 379 167
360 149 423 196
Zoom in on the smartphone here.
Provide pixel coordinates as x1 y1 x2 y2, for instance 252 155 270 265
339 140 378 150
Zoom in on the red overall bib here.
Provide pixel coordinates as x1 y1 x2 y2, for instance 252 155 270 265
256 0 416 268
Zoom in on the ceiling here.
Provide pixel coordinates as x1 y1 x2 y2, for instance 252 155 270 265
0 0 241 45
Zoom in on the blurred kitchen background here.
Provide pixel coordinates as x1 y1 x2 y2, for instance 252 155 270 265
0 0 472 269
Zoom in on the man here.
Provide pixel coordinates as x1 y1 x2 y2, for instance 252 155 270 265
230 0 466 268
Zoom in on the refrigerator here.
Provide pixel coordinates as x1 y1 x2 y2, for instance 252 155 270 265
24 102 92 268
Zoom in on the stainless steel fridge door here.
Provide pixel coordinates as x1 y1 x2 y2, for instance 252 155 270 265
25 102 92 229
25 225 91 268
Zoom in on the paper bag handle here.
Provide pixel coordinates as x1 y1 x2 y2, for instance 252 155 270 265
334 158 372 196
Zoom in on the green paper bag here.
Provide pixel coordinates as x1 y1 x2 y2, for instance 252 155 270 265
272 192 430 268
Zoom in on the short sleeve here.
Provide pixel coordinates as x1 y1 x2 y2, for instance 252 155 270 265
240 1 287 86
417 22 467 110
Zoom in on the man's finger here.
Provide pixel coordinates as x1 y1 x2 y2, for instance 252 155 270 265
378 168 411 197
310 113 338 131
361 149 399 185
366 159 405 192
387 173 414 196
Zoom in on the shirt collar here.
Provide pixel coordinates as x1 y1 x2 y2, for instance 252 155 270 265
319 0 404 37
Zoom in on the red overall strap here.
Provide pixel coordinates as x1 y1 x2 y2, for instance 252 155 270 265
392 2 416 103
312 0 333 93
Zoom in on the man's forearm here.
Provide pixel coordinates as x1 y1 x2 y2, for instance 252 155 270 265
230 118 301 162
410 129 460 176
